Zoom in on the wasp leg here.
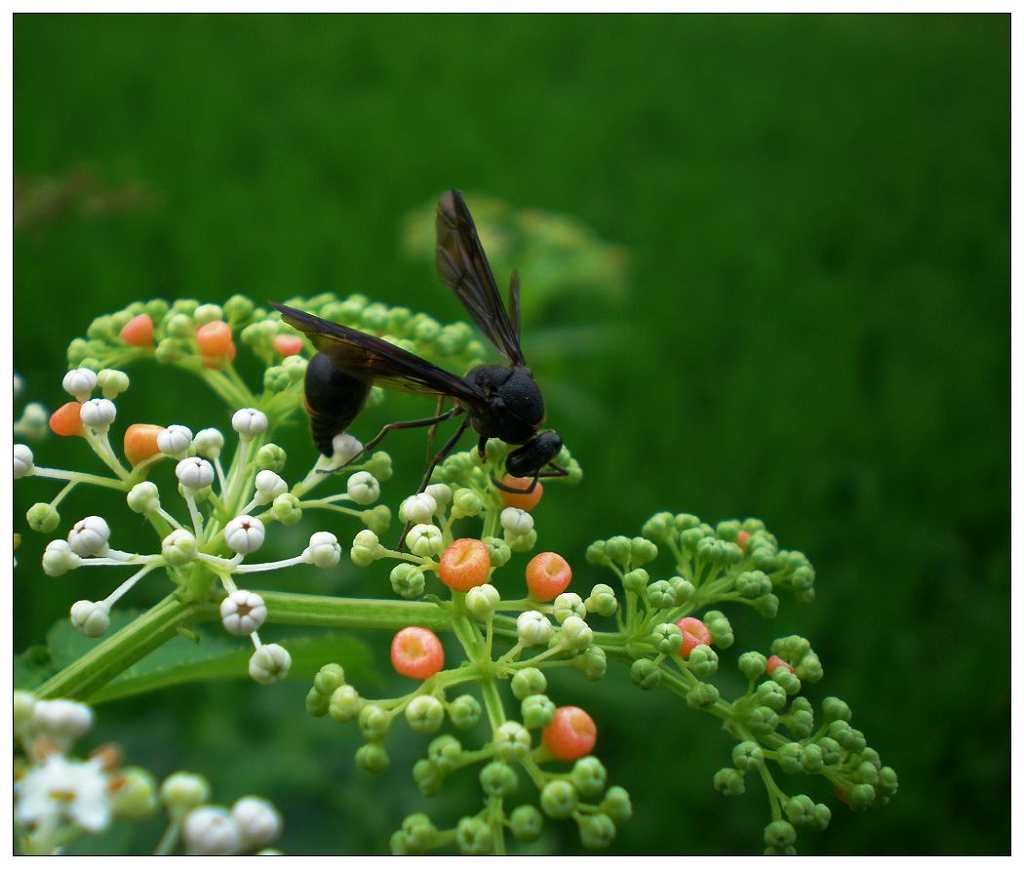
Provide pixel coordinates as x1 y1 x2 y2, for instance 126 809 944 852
490 462 568 494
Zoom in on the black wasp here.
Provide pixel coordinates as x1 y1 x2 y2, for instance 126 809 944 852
272 189 566 497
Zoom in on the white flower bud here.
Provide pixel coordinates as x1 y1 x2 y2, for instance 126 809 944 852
231 797 282 849
162 529 198 566
175 457 215 489
159 425 194 457
501 507 534 535
70 600 110 637
33 699 94 742
68 515 111 556
330 432 363 464
97 368 130 399
249 643 291 685
253 470 288 504
79 398 117 431
425 483 452 511
466 583 501 620
346 471 380 505
552 592 586 624
220 590 267 636
193 427 225 459
560 614 593 650
184 806 242 856
306 531 341 568
232 408 269 438
161 772 210 812
14 444 34 479
224 515 265 554
399 493 437 525
127 481 160 514
517 610 554 646
42 539 81 576
406 523 444 558
62 367 97 401
16 402 48 440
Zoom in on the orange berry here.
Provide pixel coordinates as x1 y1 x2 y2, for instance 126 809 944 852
542 706 597 761
736 530 751 550
272 334 303 357
196 320 236 363
49 402 84 437
390 626 444 679
123 423 165 465
499 474 544 511
675 616 712 658
120 313 154 347
438 538 491 592
525 551 572 601
765 654 794 676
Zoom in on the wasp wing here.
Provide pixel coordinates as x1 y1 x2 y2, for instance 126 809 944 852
436 189 526 366
272 303 489 411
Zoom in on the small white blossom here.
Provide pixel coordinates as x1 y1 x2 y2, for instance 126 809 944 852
224 515 265 554
162 529 198 566
79 398 117 431
68 516 111 557
552 592 586 624
346 471 380 505
466 583 501 620
560 614 593 650
70 600 110 638
14 444 34 479
184 806 242 856
32 699 94 743
158 425 194 457
62 367 97 402
399 493 437 525
160 772 210 812
517 610 554 646
220 590 267 636
330 432 363 464
425 483 452 511
231 796 283 849
306 531 342 568
232 408 269 438
406 523 444 558
16 753 111 833
254 470 288 504
42 540 81 576
176 457 215 489
193 427 225 459
249 643 291 685
501 507 534 535
126 481 161 514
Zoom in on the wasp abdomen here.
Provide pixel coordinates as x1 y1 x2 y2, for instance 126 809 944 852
304 352 371 456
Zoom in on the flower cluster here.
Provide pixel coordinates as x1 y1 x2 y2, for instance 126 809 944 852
13 693 281 855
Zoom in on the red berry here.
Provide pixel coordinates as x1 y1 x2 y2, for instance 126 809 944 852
525 552 572 601
675 617 712 658
765 655 794 676
390 626 444 680
272 334 303 357
438 538 491 592
542 706 597 761
123 423 164 465
120 314 154 347
49 402 85 437
499 474 544 511
736 530 751 550
196 320 237 367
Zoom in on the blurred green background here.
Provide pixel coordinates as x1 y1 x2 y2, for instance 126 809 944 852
13 13 1008 856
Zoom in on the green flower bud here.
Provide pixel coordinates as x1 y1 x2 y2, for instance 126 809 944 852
810 802 832 831
509 805 543 842
110 767 158 819
800 743 824 773
877 766 899 797
848 783 876 811
732 741 764 771
553 592 586 624
570 756 607 798
560 615 593 651
622 568 649 594
817 737 842 765
466 584 501 621
540 780 578 819
329 685 362 722
861 747 881 769
388 306 412 334
494 721 531 761
646 580 675 609
224 294 254 323
686 682 720 709
264 366 291 393
773 668 802 696
97 368 130 400
795 651 823 683
361 504 392 536
782 707 814 739
412 759 443 796
272 493 303 526
604 535 631 564
776 742 804 774
736 570 772 599
763 820 797 849
511 667 547 700
480 761 518 797
506 528 537 553
359 703 392 740
573 645 607 681
629 536 658 566
754 593 780 618
856 761 879 786
305 687 329 717
522 694 556 730
756 680 788 712
350 529 381 567
713 767 746 796
585 540 609 566
456 816 493 855
314 663 345 695
631 658 661 690
87 314 116 341
601 786 632 824
579 812 617 849
747 706 780 737
355 743 390 774
842 728 867 753
362 451 393 482
449 694 482 730
652 623 683 656
160 772 210 814
360 303 390 331
784 794 816 827
27 502 60 533
481 536 511 568
585 583 618 617
405 695 445 733
390 563 426 599
669 576 695 604
451 488 483 519
738 651 768 681
427 734 462 771
687 645 719 678
67 337 90 364
400 812 437 853
641 511 675 543
703 610 734 648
